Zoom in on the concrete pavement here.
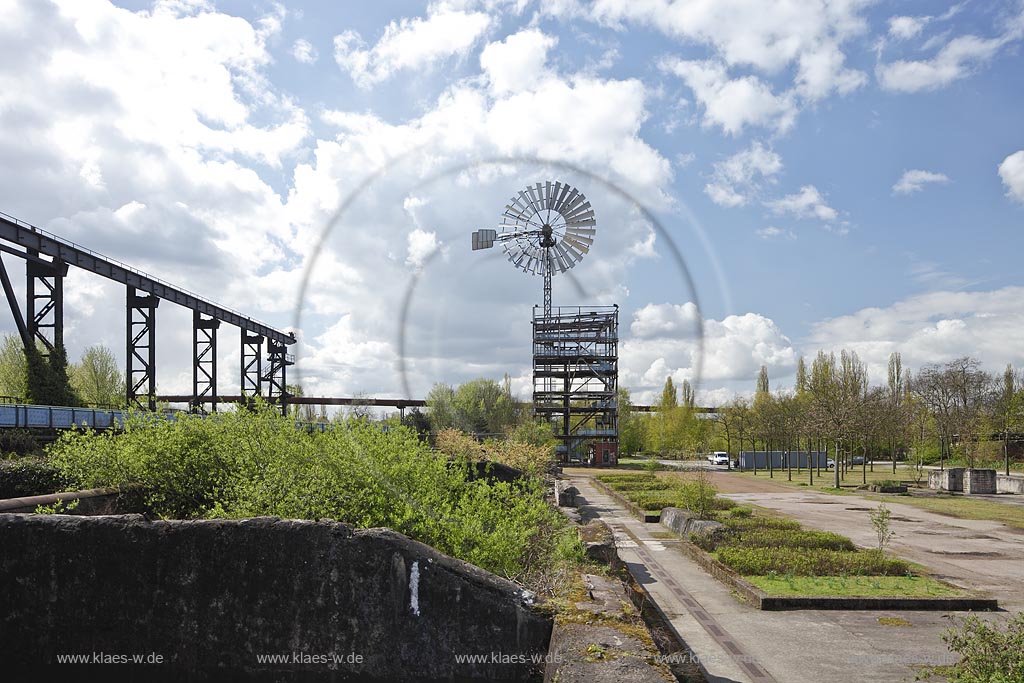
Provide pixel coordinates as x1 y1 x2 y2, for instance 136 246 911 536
566 473 1008 683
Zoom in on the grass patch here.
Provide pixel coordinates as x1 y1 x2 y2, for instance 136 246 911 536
744 575 964 598
878 617 913 627
717 547 909 576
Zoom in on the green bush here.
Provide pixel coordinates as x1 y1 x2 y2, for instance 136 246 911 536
717 547 909 576
721 516 801 531
595 473 657 486
935 612 1024 683
726 529 856 552
47 406 575 583
0 429 41 457
0 458 69 499
728 507 753 518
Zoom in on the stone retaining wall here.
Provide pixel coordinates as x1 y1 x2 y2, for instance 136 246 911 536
0 513 552 681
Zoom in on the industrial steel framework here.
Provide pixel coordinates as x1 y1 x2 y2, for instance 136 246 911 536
532 305 618 462
192 311 220 413
0 211 296 413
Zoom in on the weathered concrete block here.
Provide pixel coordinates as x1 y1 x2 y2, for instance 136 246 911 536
579 520 620 570
928 467 964 491
557 483 579 508
996 475 1024 494
963 469 997 495
660 507 724 540
0 514 552 681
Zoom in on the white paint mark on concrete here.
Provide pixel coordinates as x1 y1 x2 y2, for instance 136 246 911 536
410 561 421 616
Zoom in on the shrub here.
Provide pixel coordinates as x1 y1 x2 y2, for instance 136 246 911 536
935 612 1024 683
47 406 573 584
717 547 909 576
726 529 856 552
0 458 69 499
0 429 41 457
728 507 753 518
721 516 801 532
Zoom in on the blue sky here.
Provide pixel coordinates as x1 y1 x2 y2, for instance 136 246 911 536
0 0 1022 405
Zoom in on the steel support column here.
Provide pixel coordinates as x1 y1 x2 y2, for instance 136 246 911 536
191 311 220 413
241 331 263 408
126 285 159 411
26 252 68 355
0 254 30 349
264 340 293 415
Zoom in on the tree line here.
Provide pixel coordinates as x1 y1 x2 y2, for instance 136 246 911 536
620 351 1023 479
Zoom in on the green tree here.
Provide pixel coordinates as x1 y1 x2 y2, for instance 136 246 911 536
660 376 678 409
617 388 643 455
680 379 695 409
0 334 27 399
453 377 517 435
26 343 80 407
757 364 770 396
72 344 125 407
807 349 867 487
426 382 457 431
795 356 808 395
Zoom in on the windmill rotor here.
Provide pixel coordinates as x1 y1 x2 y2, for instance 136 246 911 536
471 180 595 317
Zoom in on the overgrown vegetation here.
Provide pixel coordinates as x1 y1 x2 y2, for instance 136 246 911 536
47 405 576 589
594 471 736 517
692 509 911 577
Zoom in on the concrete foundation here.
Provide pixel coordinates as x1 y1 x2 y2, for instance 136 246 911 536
928 467 964 491
996 474 1024 494
963 469 997 495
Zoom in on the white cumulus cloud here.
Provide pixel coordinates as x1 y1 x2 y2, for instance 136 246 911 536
998 150 1024 203
892 169 950 195
333 6 492 88
765 185 838 222
480 28 557 95
877 33 1015 92
659 58 797 135
291 38 318 64
704 141 782 207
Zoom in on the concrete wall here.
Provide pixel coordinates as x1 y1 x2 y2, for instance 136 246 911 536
928 468 965 492
997 474 1024 494
963 469 997 495
0 514 552 681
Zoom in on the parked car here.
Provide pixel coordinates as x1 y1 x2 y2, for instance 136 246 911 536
707 452 730 466
851 455 865 465
826 458 836 469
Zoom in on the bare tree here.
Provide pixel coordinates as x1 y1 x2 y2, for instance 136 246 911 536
914 357 993 469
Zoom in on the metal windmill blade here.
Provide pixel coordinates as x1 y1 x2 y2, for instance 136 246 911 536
471 180 596 317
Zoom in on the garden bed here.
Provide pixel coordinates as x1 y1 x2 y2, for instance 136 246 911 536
593 472 736 523
666 507 996 611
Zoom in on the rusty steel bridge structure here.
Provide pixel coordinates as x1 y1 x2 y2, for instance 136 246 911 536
0 211 295 414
